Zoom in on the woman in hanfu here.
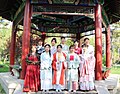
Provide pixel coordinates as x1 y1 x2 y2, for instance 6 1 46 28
40 44 53 92
66 45 80 92
23 45 40 92
52 44 67 92
74 40 82 55
79 38 95 91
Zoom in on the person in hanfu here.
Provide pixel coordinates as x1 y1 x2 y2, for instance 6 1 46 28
52 44 67 92
79 38 95 91
36 39 45 60
74 40 82 55
60 36 69 89
23 45 40 92
60 37 69 55
66 45 80 92
51 38 57 55
40 44 53 92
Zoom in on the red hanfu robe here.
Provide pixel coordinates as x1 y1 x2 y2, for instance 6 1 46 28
52 52 66 86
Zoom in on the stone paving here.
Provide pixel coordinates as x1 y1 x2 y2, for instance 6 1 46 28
0 72 119 94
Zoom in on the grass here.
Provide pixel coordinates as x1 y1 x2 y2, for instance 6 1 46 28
111 66 120 74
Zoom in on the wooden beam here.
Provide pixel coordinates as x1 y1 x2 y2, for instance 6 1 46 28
13 1 25 26
102 7 109 28
31 2 95 7
33 12 94 16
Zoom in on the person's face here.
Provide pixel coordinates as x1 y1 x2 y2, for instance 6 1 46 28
51 40 56 46
74 41 78 47
32 46 36 53
61 38 66 44
57 46 62 52
84 39 89 45
70 47 75 53
38 41 43 46
45 46 50 52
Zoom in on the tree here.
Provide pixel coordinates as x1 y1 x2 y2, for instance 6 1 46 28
111 22 120 63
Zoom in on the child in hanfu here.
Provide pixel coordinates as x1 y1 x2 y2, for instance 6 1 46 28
66 45 80 92
40 44 53 92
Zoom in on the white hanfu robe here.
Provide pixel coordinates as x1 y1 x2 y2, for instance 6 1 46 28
40 52 53 90
66 53 80 90
51 45 57 55
79 45 95 90
61 44 69 55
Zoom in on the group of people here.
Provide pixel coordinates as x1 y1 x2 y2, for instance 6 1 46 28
23 37 95 92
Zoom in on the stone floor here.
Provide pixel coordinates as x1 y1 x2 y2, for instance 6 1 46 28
0 72 119 94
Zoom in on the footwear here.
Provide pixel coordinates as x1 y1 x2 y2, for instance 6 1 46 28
58 90 61 92
69 90 72 92
73 90 76 92
56 89 58 92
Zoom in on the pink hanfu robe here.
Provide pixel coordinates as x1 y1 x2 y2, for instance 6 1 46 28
79 45 95 90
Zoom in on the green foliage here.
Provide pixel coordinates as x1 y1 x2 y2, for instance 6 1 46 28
111 22 120 63
66 39 73 46
0 18 11 61
102 55 106 66
0 84 5 94
0 61 9 72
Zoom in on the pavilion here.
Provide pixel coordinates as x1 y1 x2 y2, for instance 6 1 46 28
0 0 120 80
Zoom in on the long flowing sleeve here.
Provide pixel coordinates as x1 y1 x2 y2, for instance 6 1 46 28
76 54 80 68
52 54 57 71
40 53 45 69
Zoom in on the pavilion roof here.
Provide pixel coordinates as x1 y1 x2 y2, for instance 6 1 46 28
0 0 120 33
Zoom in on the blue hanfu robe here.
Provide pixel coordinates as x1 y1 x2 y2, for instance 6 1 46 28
40 52 53 90
66 53 80 90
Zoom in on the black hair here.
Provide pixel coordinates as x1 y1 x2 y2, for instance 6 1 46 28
69 45 75 50
44 44 51 57
51 38 57 43
61 36 65 40
84 38 89 42
38 39 43 42
57 44 62 49
74 40 79 43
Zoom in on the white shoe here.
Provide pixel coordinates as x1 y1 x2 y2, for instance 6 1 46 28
73 90 76 92
56 89 58 92
69 90 72 92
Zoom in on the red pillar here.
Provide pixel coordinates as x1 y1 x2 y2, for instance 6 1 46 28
76 32 81 47
95 4 103 80
20 0 32 79
41 32 46 45
106 26 111 77
10 23 16 72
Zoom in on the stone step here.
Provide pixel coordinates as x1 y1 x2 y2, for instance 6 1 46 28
27 90 98 94
0 72 24 94
0 72 119 94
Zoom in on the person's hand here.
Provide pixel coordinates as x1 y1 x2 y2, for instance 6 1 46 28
57 61 60 64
